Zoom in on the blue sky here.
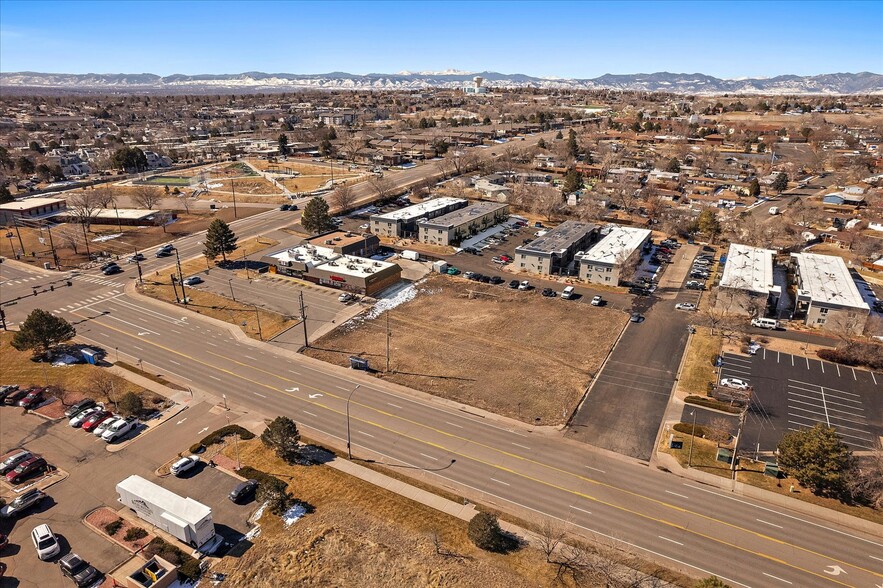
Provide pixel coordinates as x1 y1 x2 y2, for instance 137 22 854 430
1 1 881 78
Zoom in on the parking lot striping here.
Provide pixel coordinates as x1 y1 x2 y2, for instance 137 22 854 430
789 402 866 423
787 423 875 448
788 379 862 397
666 491 688 499
835 364 840 377
586 466 606 474
721 366 752 377
419 453 439 461
852 367 857 381
569 505 592 515
756 519 783 529
658 536 684 546
791 355 794 367
788 412 871 434
490 477 510 486
511 442 531 450
303 410 318 417
788 386 864 404
763 572 792 585
805 356 810 369
873 372 878 385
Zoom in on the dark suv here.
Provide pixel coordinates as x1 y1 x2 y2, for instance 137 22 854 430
229 479 259 503
59 553 101 587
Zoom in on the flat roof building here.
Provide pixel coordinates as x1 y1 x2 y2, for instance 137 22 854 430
790 252 869 334
716 244 782 316
0 197 66 224
577 226 651 285
261 244 401 296
515 220 598 275
370 197 467 239
305 230 380 257
418 202 509 247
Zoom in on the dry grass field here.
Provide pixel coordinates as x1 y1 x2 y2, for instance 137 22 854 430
209 177 281 196
303 275 627 425
211 439 570 588
246 158 337 176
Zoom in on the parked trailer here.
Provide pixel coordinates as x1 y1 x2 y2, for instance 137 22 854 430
401 250 420 261
116 475 215 548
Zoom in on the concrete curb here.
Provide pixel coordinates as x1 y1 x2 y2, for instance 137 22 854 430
82 507 147 556
107 403 188 453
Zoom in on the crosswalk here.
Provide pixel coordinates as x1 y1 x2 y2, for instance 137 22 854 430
0 275 41 286
51 290 122 314
72 274 126 288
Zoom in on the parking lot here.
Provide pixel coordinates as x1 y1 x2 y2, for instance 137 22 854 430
717 350 883 451
0 401 258 586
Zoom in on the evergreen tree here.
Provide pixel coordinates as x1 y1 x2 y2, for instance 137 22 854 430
326 126 337 140
566 129 580 158
772 172 789 193
748 178 761 197
697 208 721 242
203 219 238 263
111 146 148 172
11 309 76 357
300 196 335 234
537 138 546 150
562 168 583 194
319 139 333 157
0 183 13 204
467 512 515 553
261 416 301 463
555 130 563 140
665 157 681 173
778 424 854 498
278 134 289 156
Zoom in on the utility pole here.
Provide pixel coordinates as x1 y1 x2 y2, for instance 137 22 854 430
687 409 697 468
299 291 308 347
46 223 60 269
12 217 25 257
253 304 263 341
5 231 16 259
114 204 122 232
228 278 236 302
731 403 748 479
174 248 186 305
346 384 360 460
170 273 181 303
231 178 238 219
81 221 92 259
386 311 391 373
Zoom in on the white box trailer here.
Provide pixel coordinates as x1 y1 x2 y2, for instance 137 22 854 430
116 475 215 548
401 250 420 261
432 260 448 273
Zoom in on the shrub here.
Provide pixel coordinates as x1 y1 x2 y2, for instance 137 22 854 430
104 518 123 536
191 425 254 454
118 391 144 416
673 422 713 438
178 559 203 582
817 343 883 370
467 512 516 553
144 537 200 580
238 465 293 514
684 396 741 414
124 527 148 541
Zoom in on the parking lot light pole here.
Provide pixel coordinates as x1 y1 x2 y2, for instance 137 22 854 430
346 384 361 459
228 278 236 302
687 410 697 468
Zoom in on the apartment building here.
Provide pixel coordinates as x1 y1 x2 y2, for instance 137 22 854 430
577 226 651 285
515 220 598 275
418 202 509 246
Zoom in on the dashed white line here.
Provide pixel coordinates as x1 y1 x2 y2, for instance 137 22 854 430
254 392 266 398
387 402 403 409
870 555 883 563
585 466 606 474
658 536 683 546
666 491 688 499
336 385 350 391
303 410 318 417
569 505 592 515
756 518 783 529
490 478 510 486
419 453 439 461
511 442 531 450
244 355 257 361
288 370 300 375
762 572 792 584
206 342 217 347
168 359 181 365
358 430 375 438
132 345 143 351
445 421 464 429
209 375 222 381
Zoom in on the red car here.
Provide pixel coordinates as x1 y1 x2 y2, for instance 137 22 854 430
81 411 112 432
6 456 48 484
18 387 46 409
500 255 513 262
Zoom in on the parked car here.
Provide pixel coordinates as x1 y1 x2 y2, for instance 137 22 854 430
0 488 46 518
7 456 48 484
675 303 697 311
182 276 203 286
338 293 354 303
127 253 145 263
591 295 603 306
70 406 103 428
508 279 520 289
280 204 291 211
4 387 32 405
0 449 32 475
518 280 531 291
64 399 96 419
93 416 122 437
229 479 259 503
720 378 750 390
31 524 60 561
446 266 460 275
541 288 556 297
102 416 136 442
102 265 122 276
489 276 504 285
630 313 644 323
18 387 46 409
629 286 650 296
170 455 200 477
685 281 706 290
81 411 113 433
59 553 101 587
463 247 480 255
0 384 19 402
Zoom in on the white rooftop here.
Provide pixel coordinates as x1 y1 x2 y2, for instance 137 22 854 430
0 197 65 211
791 252 870 310
116 475 211 525
267 245 396 278
720 244 782 296
372 197 466 221
579 227 651 265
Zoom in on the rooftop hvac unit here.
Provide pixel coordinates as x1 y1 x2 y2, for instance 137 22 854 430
345 233 353 237
325 240 334 245
373 262 381 267
328 261 337 266
334 237 342 241
365 268 374 273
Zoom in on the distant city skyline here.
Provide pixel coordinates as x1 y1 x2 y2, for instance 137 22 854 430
1 0 881 78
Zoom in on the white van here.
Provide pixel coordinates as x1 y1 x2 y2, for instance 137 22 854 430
561 286 575 300
769 206 780 215
751 318 780 330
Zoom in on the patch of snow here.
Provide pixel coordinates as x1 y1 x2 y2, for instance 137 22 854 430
364 284 417 319
248 500 268 525
207 182 223 189
52 354 79 366
282 503 308 526
91 233 123 243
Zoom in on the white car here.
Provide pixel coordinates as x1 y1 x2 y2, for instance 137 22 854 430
590 295 602 306
720 378 750 390
675 303 697 311
31 523 60 560
518 280 531 291
69 406 103 428
182 276 203 286
94 416 122 437
102 417 136 442
170 455 200 477
338 293 354 303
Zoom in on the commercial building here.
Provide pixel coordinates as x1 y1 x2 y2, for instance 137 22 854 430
716 243 782 316
418 202 509 246
515 220 598 275
0 197 66 224
370 197 467 239
54 207 164 227
577 226 652 285
305 230 380 257
790 252 869 334
261 244 401 296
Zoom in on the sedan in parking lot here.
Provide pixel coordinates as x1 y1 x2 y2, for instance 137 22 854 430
489 276 504 285
102 416 136 442
591 295 603 306
170 455 200 477
518 280 531 291
0 449 33 475
18 387 46 409
229 479 259 503
685 281 706 290
94 416 122 437
630 313 645 323
675 303 697 311
64 399 96 419
720 378 750 390
70 406 103 428
541 288 556 297
81 410 113 432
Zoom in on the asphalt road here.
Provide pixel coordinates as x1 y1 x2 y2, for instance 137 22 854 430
3 260 882 587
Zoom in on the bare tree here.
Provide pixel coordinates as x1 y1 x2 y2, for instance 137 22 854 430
434 157 454 180
330 183 357 212
369 175 395 201
532 185 564 221
56 224 81 255
131 185 162 209
177 191 193 214
68 190 104 232
93 184 117 208
615 249 642 284
848 442 883 510
448 150 479 176
706 416 733 446
88 370 118 409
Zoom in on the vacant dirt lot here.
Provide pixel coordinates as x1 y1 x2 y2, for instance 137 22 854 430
304 275 627 425
209 178 281 196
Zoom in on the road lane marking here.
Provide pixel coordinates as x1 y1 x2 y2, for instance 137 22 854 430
445 421 463 429
511 442 531 450
851 367 856 381
419 453 439 461
665 491 688 499
491 478 510 486
586 466 606 474
658 536 683 546
869 555 883 563
358 430 375 438
206 342 217 347
763 572 792 584
209 375 222 381
244 355 257 361
288 370 300 375
76 310 880 584
836 364 840 377
336 385 350 391
569 505 591 515
254 392 266 398
132 345 143 351
387 403 402 409
303 410 318 417
756 519 783 529
873 372 878 385
168 359 181 365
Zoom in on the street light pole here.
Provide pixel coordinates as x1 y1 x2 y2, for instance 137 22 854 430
687 410 697 468
346 384 361 459
228 278 236 302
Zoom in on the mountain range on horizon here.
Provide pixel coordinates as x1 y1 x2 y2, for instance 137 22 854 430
1 70 881 95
